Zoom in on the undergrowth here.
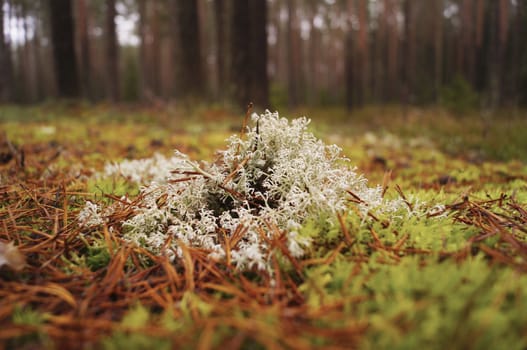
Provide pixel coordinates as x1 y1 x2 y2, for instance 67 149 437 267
0 105 526 349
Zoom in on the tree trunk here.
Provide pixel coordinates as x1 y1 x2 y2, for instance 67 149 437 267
21 2 36 102
402 0 415 106
519 1 527 106
373 3 387 102
49 0 79 98
213 0 226 99
138 0 149 100
487 0 501 108
357 0 369 106
434 0 443 102
150 1 161 96
249 0 269 108
174 0 205 99
385 0 398 102
76 0 93 100
286 0 298 107
345 0 355 110
230 0 250 107
106 0 119 101
229 0 269 109
0 0 14 102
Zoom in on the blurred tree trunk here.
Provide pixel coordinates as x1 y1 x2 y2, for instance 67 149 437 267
498 0 509 106
433 0 443 102
106 0 119 102
0 0 13 102
385 0 398 102
275 0 289 96
213 0 226 99
33 5 46 100
286 0 298 107
487 0 502 108
197 0 209 97
473 0 487 93
230 0 269 109
76 0 93 100
402 0 415 106
150 1 161 96
138 0 161 100
249 0 269 108
518 1 527 106
458 0 474 84
357 0 369 106
20 3 35 102
230 0 250 107
138 0 148 100
372 3 386 102
511 0 526 106
37 3 58 99
174 0 204 99
305 1 317 105
345 0 355 110
49 0 79 98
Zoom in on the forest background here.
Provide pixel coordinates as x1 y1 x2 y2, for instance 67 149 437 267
1 0 526 114
2 1 527 348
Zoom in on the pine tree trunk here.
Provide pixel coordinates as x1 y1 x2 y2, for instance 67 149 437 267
174 0 205 99
150 1 161 96
76 0 93 100
138 0 149 100
385 0 398 102
286 0 298 107
213 0 226 99
434 0 443 102
49 0 79 98
106 0 119 102
357 0 369 106
229 0 251 107
249 0 269 108
345 0 355 110
0 0 14 102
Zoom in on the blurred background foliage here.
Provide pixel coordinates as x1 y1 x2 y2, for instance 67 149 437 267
0 0 526 114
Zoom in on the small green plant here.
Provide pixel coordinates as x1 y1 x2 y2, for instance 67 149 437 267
440 76 479 115
9 305 52 349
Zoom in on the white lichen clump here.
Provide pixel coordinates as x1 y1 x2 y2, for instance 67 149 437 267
78 201 105 227
102 153 182 184
81 111 404 270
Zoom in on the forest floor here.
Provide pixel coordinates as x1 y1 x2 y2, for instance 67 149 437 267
0 104 527 349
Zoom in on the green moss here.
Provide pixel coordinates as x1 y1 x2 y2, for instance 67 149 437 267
9 305 52 349
1 104 527 348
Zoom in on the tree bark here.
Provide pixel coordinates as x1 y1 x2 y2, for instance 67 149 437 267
519 1 527 106
230 0 250 107
249 0 269 108
229 0 269 109
357 0 369 106
174 0 205 99
76 0 93 100
0 0 14 102
213 0 226 99
286 0 298 107
106 0 119 101
487 0 501 108
150 1 161 96
345 0 355 110
434 0 443 102
138 0 149 100
385 0 398 102
402 0 415 106
49 0 79 98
